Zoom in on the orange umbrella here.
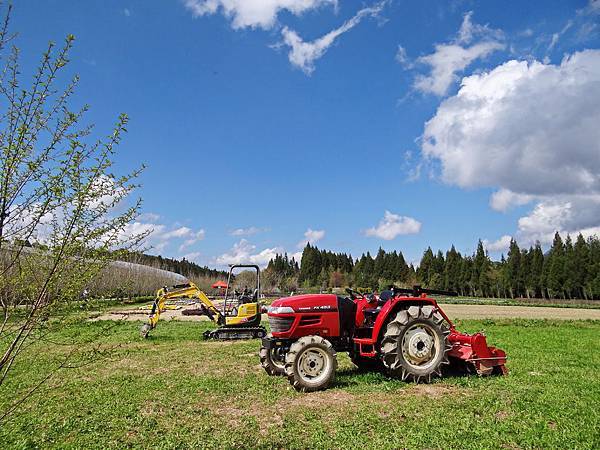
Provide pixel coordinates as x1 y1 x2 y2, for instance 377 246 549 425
211 280 228 289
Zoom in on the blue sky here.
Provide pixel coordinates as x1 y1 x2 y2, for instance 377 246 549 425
13 0 600 267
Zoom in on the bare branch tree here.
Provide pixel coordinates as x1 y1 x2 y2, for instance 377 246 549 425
0 5 145 419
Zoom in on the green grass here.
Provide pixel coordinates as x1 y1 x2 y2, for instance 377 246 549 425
1 318 599 449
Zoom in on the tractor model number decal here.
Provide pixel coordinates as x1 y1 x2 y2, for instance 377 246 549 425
296 306 337 312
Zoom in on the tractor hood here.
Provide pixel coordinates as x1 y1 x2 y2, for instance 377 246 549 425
268 294 338 314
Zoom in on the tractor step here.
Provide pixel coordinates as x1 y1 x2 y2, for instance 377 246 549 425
203 326 267 340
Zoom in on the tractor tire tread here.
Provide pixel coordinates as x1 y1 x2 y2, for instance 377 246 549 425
284 335 337 392
381 305 450 383
259 334 286 376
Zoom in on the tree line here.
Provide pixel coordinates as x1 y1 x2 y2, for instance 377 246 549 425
120 252 228 280
263 232 600 300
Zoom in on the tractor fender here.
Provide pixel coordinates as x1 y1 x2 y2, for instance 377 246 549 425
371 298 439 345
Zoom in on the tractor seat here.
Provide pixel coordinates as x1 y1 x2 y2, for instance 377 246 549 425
378 290 393 307
363 308 381 319
237 295 252 305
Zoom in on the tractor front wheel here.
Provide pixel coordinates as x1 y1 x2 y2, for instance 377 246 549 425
259 334 287 376
285 335 337 392
381 305 450 383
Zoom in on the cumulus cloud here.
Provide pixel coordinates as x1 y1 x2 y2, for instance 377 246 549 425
278 1 387 74
364 211 421 240
515 196 600 244
230 226 268 237
412 11 505 96
297 228 326 248
483 235 512 253
117 221 205 253
162 226 193 239
183 0 336 30
215 239 281 266
422 50 600 243
489 189 534 212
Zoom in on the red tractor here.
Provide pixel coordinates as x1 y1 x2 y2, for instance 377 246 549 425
260 286 507 392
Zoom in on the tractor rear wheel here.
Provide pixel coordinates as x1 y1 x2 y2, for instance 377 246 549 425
285 335 337 392
259 334 286 376
380 305 450 383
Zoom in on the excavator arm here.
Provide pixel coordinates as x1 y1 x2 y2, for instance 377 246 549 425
140 283 221 338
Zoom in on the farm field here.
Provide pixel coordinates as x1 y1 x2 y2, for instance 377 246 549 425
1 317 599 449
96 301 600 322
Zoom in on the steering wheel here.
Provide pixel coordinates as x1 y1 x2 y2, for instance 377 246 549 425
345 288 362 300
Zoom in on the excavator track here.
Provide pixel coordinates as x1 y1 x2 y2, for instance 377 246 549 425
203 326 267 340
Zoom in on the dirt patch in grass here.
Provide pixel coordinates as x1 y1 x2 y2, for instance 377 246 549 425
407 383 464 399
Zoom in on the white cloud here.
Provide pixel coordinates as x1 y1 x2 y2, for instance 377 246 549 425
181 252 202 261
422 50 600 243
579 0 600 15
297 228 325 248
483 235 512 252
86 175 125 210
183 0 336 30
123 8 131 17
411 11 505 96
364 211 421 240
489 189 534 212
118 221 205 253
230 226 268 236
215 239 281 267
179 229 206 251
515 196 600 244
423 51 600 195
395 45 412 69
548 20 573 52
118 221 165 244
162 226 193 239
138 212 160 222
278 1 387 75
5 202 56 244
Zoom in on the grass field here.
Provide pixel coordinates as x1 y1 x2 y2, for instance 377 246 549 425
1 318 599 449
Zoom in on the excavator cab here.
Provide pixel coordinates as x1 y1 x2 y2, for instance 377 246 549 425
140 263 266 340
217 264 263 330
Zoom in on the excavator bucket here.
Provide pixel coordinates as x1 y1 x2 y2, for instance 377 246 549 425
447 330 508 376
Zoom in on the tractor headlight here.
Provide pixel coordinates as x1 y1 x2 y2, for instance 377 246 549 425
268 306 294 314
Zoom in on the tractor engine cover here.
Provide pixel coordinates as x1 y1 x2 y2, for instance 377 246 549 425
268 294 345 340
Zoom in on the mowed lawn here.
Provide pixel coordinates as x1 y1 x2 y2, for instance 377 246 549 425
1 318 599 449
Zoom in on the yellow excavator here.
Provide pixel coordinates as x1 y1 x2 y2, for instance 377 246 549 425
140 264 267 340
